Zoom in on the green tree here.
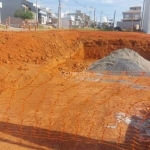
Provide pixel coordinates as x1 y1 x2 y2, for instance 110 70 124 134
14 9 34 20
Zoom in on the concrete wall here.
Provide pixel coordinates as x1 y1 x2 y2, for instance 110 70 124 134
0 0 22 21
61 18 70 28
143 0 150 34
117 21 140 30
61 19 80 29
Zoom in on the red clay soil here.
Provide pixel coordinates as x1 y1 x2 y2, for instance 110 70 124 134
0 30 150 69
0 30 150 150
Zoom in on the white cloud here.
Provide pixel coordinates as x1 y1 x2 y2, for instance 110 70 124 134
101 0 113 4
89 0 142 5
89 0 121 4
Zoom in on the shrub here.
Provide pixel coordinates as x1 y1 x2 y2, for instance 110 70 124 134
14 9 34 20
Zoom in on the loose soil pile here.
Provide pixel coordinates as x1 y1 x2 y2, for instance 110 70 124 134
88 48 150 73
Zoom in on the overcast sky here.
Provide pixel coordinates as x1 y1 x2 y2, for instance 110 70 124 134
30 0 144 22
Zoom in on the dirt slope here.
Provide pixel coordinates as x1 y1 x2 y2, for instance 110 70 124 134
0 30 150 70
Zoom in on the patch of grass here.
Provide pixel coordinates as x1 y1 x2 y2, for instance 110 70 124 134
38 25 45 29
0 25 5 29
76 27 99 31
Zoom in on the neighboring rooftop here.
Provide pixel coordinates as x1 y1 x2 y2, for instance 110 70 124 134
123 10 141 13
123 6 141 13
130 6 141 10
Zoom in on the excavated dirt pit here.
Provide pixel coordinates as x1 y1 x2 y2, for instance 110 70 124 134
0 30 150 150
61 32 150 72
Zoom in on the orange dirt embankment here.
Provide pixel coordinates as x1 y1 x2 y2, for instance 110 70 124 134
0 30 150 72
0 31 83 69
79 31 150 61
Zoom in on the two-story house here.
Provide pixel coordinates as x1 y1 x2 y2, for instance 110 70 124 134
0 0 57 26
0 0 39 25
117 6 141 30
67 10 90 28
39 7 58 25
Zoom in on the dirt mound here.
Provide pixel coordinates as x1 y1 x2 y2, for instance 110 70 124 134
87 48 150 73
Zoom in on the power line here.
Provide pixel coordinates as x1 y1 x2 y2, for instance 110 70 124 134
141 0 146 30
36 0 38 23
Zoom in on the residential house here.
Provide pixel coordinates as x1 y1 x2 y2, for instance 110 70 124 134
61 14 75 28
0 0 22 21
22 2 58 25
39 7 58 25
48 13 58 27
39 7 49 25
22 0 40 22
0 0 39 26
117 6 141 30
0 0 57 26
143 0 150 34
0 0 36 20
67 10 90 28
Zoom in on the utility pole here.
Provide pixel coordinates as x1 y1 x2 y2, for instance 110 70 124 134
132 11 134 31
0 10 1 24
36 0 38 23
106 15 109 24
100 11 102 26
89 10 91 28
0 8 1 24
58 6 59 28
113 10 116 30
89 7 92 19
94 8 96 30
90 6 92 20
89 6 92 27
141 0 146 31
58 0 61 29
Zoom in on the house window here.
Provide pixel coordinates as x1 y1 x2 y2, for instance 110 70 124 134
124 14 129 18
134 14 139 18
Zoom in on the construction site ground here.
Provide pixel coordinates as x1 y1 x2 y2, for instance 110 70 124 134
0 30 150 150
